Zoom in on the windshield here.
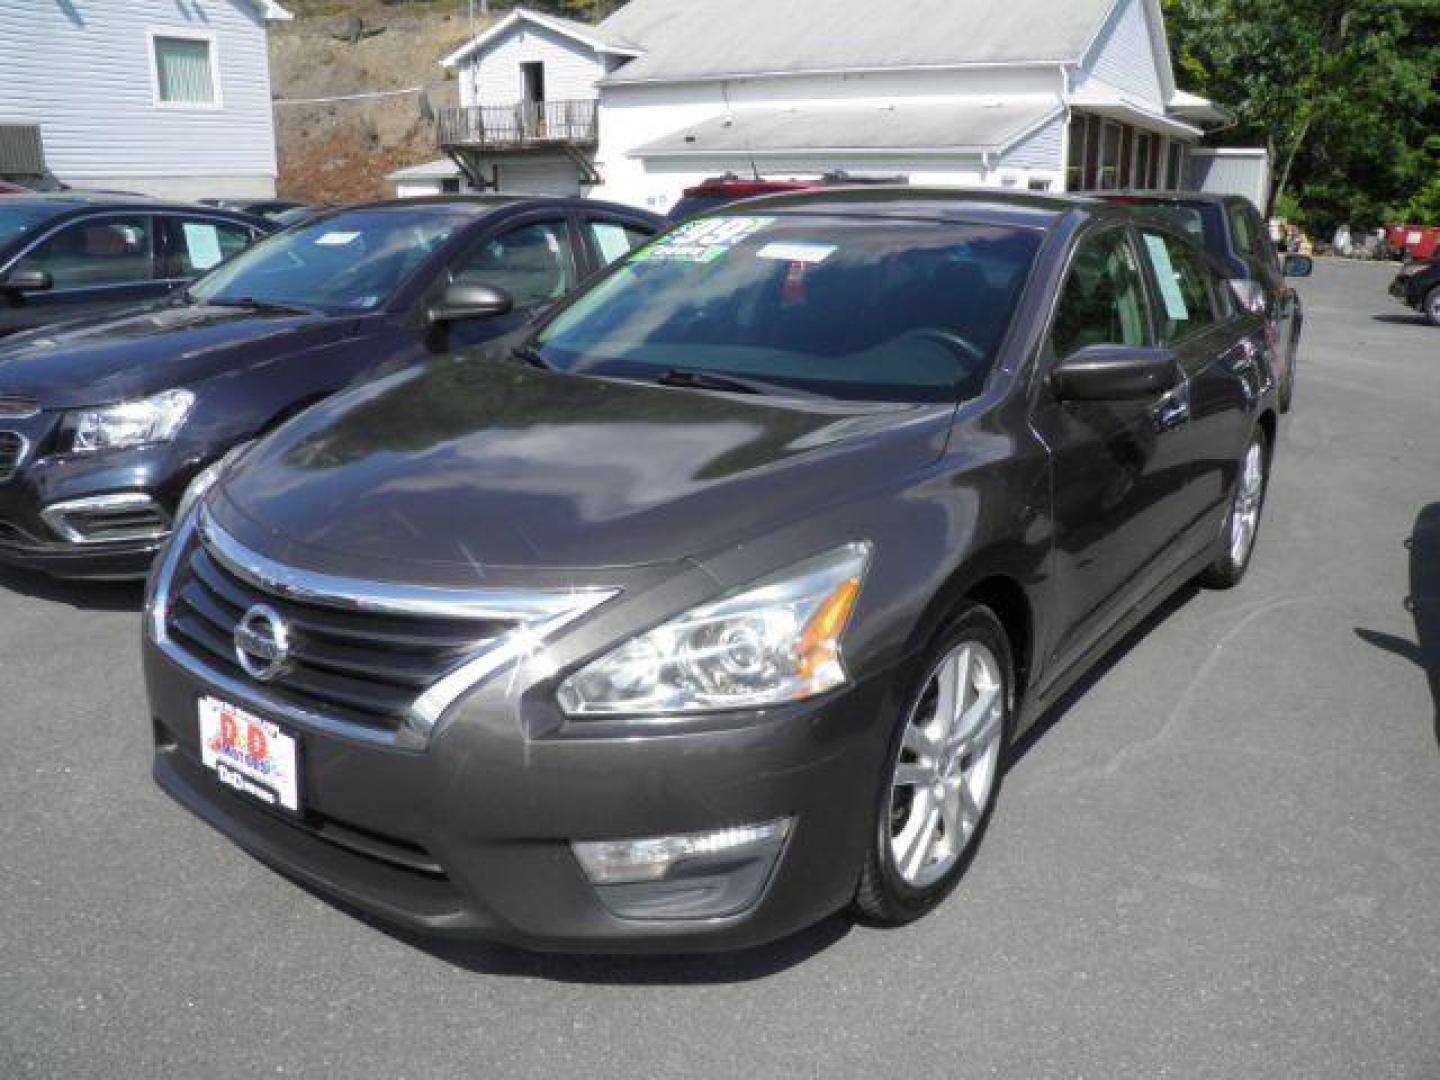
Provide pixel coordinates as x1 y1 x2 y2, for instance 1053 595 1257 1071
535 214 1042 402
0 205 59 248
189 207 467 313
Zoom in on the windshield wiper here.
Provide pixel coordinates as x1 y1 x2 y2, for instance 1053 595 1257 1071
656 368 774 396
203 296 314 315
510 344 551 370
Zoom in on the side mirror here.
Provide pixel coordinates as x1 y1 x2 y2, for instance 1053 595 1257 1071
1282 254 1314 278
1228 278 1267 315
428 283 513 325
2 269 53 292
1052 345 1180 402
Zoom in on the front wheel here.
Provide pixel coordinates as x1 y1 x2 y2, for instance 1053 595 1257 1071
1425 286 1440 328
1200 427 1270 589
855 605 1012 925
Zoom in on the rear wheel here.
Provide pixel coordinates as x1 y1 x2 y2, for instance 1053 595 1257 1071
1200 427 1270 589
1279 333 1298 413
855 605 1011 925
1425 286 1440 328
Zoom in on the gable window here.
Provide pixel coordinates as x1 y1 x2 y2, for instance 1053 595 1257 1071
150 32 220 107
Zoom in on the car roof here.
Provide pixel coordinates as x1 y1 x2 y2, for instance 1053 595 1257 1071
342 194 663 220
1104 190 1251 210
711 186 1101 231
0 191 261 216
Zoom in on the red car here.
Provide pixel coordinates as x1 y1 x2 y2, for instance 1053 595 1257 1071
0 181 30 195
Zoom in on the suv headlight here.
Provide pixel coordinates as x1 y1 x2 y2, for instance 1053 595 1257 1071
557 543 871 717
61 388 194 454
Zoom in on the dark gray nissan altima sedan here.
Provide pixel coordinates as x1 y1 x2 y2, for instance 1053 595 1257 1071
144 189 1279 952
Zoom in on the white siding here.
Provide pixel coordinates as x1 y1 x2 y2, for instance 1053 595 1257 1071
998 112 1065 171
462 22 605 108
0 1 278 192
594 68 1064 210
1079 0 1164 109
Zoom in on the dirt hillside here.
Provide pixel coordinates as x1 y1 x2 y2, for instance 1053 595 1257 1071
269 4 494 202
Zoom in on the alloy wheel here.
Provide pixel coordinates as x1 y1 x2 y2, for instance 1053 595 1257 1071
1229 437 1266 567
888 641 1005 888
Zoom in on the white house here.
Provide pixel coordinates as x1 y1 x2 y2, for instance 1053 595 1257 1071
0 0 291 199
437 0 1225 212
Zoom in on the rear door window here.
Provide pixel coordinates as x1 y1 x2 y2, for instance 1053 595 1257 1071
1138 229 1220 344
165 217 256 277
12 215 156 288
585 218 653 268
1050 228 1153 359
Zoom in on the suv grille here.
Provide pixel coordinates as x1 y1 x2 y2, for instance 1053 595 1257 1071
0 432 25 482
166 537 518 733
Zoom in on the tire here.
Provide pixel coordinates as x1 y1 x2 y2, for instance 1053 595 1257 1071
1200 427 1270 590
1279 333 1297 413
855 604 1013 925
1425 286 1440 328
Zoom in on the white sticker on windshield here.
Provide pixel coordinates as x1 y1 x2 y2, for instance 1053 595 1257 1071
756 241 836 264
181 222 224 270
637 216 774 264
1143 234 1190 322
314 231 361 247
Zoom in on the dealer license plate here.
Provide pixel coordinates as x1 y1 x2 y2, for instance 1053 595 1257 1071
198 696 302 816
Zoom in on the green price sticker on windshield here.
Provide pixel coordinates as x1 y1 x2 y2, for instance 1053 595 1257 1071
636 216 774 264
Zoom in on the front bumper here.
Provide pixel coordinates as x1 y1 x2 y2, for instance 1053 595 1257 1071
0 439 192 578
145 632 900 953
1390 275 1421 308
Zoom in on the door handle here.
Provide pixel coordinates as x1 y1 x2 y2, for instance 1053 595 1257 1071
1153 379 1190 432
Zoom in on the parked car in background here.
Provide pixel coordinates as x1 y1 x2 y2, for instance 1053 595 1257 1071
269 205 330 230
0 196 661 578
1100 191 1312 411
198 198 312 224
1390 258 1440 326
667 172 908 222
0 194 270 338
0 181 30 195
145 190 1279 953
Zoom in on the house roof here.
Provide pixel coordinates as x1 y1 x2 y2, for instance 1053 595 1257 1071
631 100 1063 159
598 0 1119 84
441 7 641 69
386 158 463 181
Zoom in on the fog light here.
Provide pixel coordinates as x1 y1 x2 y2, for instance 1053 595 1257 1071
573 819 793 920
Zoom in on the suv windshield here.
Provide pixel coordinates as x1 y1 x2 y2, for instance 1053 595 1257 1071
0 204 60 248
189 207 467 313
535 214 1042 402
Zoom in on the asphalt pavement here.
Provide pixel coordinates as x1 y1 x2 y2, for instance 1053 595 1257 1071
3 257 1437 1079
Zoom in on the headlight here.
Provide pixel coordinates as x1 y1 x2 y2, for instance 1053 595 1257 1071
557 543 870 717
61 388 194 454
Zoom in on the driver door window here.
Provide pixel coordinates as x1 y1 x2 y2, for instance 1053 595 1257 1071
13 216 156 289
1050 229 1153 360
452 219 576 308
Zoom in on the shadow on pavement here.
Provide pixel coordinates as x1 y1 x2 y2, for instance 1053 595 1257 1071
0 563 144 612
1370 312 1431 328
1354 503 1440 742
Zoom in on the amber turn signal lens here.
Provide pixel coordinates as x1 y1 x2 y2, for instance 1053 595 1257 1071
796 576 861 685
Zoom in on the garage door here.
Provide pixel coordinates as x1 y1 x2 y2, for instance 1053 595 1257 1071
498 160 582 197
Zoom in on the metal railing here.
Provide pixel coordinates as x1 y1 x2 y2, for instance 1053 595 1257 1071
437 100 599 150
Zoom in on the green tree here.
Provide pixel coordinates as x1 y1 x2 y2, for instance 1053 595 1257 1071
1167 0 1440 228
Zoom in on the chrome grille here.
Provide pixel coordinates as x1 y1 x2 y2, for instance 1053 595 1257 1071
0 432 25 482
166 537 516 733
0 396 39 419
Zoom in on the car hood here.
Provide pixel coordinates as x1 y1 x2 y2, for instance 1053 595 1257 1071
212 359 954 573
0 302 344 408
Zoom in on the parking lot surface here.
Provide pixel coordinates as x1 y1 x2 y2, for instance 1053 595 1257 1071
3 258 1437 1079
